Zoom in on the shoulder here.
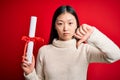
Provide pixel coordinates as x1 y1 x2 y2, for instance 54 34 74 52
38 44 52 53
37 44 52 56
36 45 51 62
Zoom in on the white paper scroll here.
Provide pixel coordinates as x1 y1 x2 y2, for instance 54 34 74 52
26 16 37 63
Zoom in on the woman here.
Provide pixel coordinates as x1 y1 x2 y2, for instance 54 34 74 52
21 5 120 80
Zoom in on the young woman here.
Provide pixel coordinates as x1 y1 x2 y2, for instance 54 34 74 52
21 5 120 80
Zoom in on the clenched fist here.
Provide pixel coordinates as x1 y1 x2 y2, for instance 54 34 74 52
74 24 94 48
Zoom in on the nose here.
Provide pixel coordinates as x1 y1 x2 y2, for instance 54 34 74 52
63 23 68 31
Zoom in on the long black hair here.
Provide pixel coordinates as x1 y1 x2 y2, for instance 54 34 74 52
49 5 80 44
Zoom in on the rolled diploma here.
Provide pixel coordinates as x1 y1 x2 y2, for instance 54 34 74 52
26 16 37 63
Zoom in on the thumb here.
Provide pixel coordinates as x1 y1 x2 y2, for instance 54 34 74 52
31 55 35 65
76 39 84 48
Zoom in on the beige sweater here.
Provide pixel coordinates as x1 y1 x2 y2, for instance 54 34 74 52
24 27 120 80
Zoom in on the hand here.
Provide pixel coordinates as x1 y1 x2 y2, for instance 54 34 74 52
21 55 35 75
74 24 94 48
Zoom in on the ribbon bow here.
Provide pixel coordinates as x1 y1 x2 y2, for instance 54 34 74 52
21 36 44 58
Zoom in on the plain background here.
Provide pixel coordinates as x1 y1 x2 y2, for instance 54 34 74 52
0 0 120 80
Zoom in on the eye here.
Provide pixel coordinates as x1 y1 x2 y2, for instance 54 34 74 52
69 22 73 25
57 22 63 25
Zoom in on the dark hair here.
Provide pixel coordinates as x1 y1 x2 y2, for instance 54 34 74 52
49 5 80 44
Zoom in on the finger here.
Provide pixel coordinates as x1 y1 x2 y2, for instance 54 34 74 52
81 24 88 33
82 24 94 34
22 56 26 62
79 26 86 35
76 39 85 48
23 60 30 65
22 56 28 62
76 28 84 37
32 55 35 61
22 56 26 59
22 62 29 68
32 55 35 65
84 24 93 31
74 33 82 39
78 39 85 44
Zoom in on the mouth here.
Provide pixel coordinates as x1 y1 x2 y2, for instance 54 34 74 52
63 33 70 35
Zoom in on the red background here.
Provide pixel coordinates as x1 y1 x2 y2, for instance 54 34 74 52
0 0 120 80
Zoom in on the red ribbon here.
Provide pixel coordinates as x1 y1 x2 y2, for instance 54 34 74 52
21 36 44 60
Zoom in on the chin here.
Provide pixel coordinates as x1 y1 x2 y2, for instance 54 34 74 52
62 38 72 41
59 36 73 41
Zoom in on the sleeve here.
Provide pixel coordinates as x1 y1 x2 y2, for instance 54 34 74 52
87 27 120 63
36 48 45 80
24 47 45 80
24 69 38 80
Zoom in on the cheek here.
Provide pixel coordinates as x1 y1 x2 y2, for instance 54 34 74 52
70 28 76 36
56 27 63 35
71 26 77 33
55 25 59 32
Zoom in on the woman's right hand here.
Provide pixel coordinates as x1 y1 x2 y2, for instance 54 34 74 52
21 55 35 75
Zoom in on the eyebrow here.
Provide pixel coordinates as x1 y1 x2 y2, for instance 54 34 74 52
56 19 74 22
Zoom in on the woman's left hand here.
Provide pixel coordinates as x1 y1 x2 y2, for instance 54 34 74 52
74 24 94 48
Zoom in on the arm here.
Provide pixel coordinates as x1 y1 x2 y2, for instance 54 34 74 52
74 24 120 63
24 69 38 80
23 48 45 80
87 27 120 63
36 48 45 80
22 56 39 80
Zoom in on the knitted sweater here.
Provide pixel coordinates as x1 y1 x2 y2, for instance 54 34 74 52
24 27 120 80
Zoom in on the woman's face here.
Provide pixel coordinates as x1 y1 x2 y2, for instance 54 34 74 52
55 12 77 41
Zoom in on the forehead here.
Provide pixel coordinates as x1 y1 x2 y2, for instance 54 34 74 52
56 12 76 21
